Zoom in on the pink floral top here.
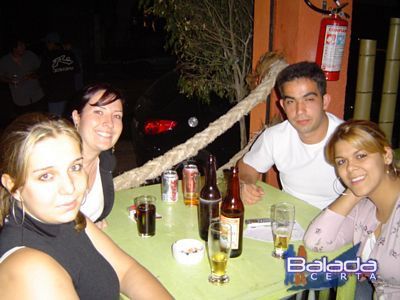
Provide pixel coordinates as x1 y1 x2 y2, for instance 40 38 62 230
303 197 400 299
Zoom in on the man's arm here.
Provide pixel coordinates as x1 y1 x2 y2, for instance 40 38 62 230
237 158 265 204
0 63 11 84
0 74 11 84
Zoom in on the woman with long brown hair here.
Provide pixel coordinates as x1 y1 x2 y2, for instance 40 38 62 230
0 113 172 299
304 119 400 299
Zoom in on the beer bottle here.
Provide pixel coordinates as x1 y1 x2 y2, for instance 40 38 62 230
221 166 244 257
198 154 221 241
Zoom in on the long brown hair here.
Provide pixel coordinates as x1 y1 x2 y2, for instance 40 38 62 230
0 113 86 230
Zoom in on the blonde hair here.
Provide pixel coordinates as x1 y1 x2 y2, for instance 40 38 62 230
0 113 86 230
326 119 399 176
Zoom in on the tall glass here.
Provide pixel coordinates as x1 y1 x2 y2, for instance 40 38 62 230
207 221 232 285
270 202 295 258
134 195 156 237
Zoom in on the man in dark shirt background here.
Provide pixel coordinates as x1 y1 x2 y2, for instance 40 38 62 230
40 32 79 117
0 36 45 117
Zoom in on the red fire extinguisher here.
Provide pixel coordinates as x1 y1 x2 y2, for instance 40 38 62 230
305 1 350 81
315 13 348 81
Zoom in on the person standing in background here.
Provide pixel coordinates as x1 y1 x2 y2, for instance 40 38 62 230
40 32 79 117
0 36 46 116
62 35 84 91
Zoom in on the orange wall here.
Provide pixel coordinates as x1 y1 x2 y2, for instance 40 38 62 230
249 0 271 139
250 0 353 186
272 0 352 117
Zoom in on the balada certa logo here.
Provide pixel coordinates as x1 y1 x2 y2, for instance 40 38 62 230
284 243 377 291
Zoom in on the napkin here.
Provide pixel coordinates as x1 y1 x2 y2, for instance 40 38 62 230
243 222 305 243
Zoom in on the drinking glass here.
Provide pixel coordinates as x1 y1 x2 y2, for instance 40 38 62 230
11 74 19 87
270 202 295 258
134 195 156 237
207 221 232 285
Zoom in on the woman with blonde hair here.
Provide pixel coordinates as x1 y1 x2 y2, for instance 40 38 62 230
0 113 172 299
304 119 400 299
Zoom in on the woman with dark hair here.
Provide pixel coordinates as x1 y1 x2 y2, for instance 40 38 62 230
304 119 400 299
71 83 124 228
0 113 172 299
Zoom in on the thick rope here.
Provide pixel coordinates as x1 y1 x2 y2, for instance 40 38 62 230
114 58 288 190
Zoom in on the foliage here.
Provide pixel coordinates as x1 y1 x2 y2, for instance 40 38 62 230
140 0 253 105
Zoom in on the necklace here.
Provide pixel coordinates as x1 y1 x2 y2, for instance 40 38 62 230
85 158 99 190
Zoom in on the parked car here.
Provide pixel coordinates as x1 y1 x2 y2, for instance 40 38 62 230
130 70 243 181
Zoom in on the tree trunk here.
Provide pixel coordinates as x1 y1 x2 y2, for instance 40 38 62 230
239 116 247 149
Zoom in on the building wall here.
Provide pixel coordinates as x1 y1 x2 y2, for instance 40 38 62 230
250 0 353 186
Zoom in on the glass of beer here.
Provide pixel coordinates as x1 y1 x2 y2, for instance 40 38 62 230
134 195 156 237
270 202 295 258
207 221 232 285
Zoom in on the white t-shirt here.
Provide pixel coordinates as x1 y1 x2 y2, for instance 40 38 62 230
243 112 344 209
80 160 104 222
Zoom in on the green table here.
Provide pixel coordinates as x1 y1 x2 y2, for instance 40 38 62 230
104 181 355 300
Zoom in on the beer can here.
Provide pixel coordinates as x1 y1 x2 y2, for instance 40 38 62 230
182 164 200 206
161 170 179 203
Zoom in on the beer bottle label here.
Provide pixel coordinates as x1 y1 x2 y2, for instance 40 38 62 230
221 215 240 249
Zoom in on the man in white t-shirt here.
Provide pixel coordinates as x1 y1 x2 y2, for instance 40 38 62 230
238 61 344 209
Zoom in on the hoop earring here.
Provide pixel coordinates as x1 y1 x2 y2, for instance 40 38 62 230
11 196 25 226
333 177 348 196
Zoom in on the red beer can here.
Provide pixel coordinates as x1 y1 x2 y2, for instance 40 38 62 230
182 164 200 206
161 170 178 203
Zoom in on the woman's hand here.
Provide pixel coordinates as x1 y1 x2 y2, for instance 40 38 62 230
95 219 108 229
329 188 364 216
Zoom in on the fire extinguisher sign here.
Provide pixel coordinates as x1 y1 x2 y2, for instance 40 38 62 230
321 25 347 72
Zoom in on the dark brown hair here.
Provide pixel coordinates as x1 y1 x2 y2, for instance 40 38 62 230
276 61 327 97
72 83 125 114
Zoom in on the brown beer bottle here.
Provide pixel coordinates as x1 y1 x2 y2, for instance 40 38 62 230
198 154 221 241
221 166 244 257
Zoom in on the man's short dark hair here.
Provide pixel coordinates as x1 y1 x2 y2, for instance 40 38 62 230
7 35 26 52
276 61 327 97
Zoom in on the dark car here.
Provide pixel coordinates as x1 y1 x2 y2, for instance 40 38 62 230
130 70 242 180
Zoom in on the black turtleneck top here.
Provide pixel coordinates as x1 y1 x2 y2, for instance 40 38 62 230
0 208 120 299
